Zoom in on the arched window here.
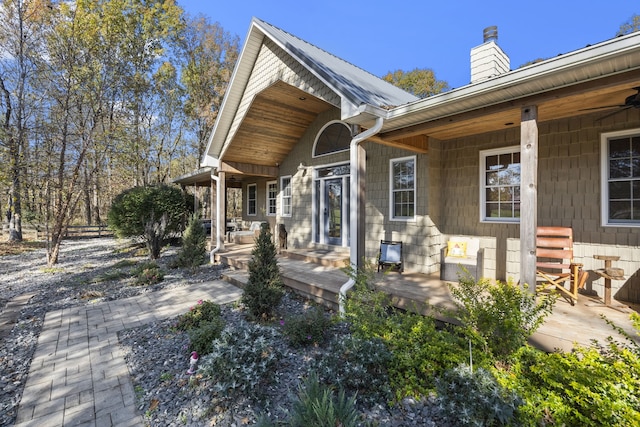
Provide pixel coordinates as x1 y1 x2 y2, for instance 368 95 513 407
313 121 351 157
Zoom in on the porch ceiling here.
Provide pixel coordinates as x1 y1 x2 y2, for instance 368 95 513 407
381 72 640 142
221 81 333 167
220 72 640 161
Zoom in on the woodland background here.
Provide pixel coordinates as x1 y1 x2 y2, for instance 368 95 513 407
1 1 637 266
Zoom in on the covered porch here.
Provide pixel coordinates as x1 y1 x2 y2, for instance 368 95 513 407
215 242 640 353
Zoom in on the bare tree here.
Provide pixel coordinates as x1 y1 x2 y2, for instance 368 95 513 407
0 0 50 241
179 14 239 161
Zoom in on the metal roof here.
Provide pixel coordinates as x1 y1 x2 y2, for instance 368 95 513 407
203 19 640 165
202 17 419 164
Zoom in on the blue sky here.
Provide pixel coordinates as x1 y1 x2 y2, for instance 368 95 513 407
177 0 638 89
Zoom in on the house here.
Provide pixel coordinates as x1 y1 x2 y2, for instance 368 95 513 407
174 18 640 304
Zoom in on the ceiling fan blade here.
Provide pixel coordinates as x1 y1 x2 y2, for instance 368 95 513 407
594 106 632 122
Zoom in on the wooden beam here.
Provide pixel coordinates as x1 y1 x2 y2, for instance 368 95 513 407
219 161 279 178
366 134 428 153
520 105 538 294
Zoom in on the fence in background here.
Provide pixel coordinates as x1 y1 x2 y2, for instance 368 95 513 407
1 223 112 240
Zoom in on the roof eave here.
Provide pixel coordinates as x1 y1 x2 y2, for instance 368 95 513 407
381 31 640 131
201 18 265 164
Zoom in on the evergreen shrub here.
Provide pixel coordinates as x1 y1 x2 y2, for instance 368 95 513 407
241 223 284 320
173 214 207 269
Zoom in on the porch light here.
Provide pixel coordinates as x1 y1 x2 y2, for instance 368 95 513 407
297 162 306 170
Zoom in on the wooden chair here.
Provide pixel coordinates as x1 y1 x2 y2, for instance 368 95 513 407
378 240 403 272
536 227 588 305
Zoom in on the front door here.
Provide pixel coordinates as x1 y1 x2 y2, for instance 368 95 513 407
315 164 350 246
325 178 342 246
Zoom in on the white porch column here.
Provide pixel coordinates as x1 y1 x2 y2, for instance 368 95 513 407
216 171 226 251
352 142 366 267
520 105 538 293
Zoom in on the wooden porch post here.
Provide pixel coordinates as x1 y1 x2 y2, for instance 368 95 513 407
355 142 366 267
520 105 538 293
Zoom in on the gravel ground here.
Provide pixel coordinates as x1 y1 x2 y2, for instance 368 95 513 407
0 237 447 426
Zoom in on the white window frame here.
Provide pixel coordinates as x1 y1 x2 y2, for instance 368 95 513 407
266 180 277 216
600 128 640 227
280 175 292 217
480 145 521 223
389 156 416 221
247 183 257 216
312 120 351 158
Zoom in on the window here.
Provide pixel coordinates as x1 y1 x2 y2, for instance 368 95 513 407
601 129 640 226
480 146 520 222
313 121 351 157
247 183 257 216
390 156 415 220
281 176 292 217
266 181 277 216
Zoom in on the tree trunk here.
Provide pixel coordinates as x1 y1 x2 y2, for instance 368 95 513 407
83 166 92 225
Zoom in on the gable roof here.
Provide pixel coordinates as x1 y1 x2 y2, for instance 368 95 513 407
202 17 418 165
255 19 419 110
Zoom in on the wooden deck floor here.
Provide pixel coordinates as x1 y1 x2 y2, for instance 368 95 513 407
217 244 640 353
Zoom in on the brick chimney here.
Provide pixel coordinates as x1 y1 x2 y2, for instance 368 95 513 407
470 26 510 83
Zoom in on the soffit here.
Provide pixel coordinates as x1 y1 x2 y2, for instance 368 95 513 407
380 72 640 142
220 81 333 167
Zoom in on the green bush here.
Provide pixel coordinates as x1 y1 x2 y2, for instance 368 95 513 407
496 344 640 426
242 223 284 320
384 313 480 399
175 300 221 331
314 335 392 403
289 372 359 427
108 185 192 259
281 306 332 347
435 365 523 426
132 261 164 286
200 320 281 400
446 274 555 360
345 273 480 398
173 214 207 269
187 318 225 356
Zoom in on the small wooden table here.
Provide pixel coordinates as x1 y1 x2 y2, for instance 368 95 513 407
593 255 627 311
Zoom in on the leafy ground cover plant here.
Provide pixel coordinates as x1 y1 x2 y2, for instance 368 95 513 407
344 267 484 398
132 261 164 286
446 273 555 360
314 335 393 403
199 319 282 401
435 364 523 426
186 318 225 356
280 305 332 347
495 343 640 426
175 300 221 331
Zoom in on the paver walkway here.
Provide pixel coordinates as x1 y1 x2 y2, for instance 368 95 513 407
14 281 242 427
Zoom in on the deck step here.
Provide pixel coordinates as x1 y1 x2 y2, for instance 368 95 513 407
221 268 342 311
281 249 349 269
217 247 346 311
